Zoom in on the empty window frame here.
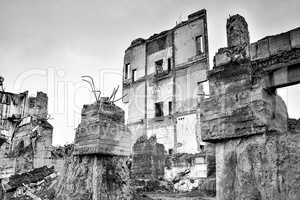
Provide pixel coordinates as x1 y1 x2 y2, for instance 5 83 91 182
167 58 172 72
155 102 164 117
168 101 172 115
155 59 164 74
125 63 130 79
196 35 204 55
197 80 210 98
132 69 137 82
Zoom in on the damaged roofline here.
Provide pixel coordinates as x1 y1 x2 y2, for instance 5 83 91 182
125 9 207 51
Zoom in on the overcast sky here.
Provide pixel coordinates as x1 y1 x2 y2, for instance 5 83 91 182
1 0 300 145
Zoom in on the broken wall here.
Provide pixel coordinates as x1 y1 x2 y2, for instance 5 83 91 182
123 41 146 82
146 32 172 75
74 100 131 156
0 90 53 178
174 11 208 65
132 135 165 179
123 10 210 176
55 101 133 200
26 92 48 119
146 77 174 151
0 91 28 138
201 14 300 200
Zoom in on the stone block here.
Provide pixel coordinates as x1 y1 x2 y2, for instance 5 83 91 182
200 88 287 142
290 28 300 49
269 32 291 55
132 135 165 179
74 102 131 156
250 38 270 60
214 51 231 67
215 129 300 200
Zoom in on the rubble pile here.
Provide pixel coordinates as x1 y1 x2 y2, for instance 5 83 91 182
50 144 74 159
1 166 57 200
164 152 212 193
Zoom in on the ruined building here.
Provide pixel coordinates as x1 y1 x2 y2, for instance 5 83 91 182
200 14 300 200
0 87 54 178
55 98 132 200
0 89 133 199
122 9 209 181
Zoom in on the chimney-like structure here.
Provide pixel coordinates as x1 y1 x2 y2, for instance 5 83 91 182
214 14 251 67
226 14 250 48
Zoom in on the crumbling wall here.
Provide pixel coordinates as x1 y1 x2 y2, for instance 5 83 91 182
214 15 250 67
0 89 53 179
214 127 300 200
56 100 133 200
26 92 48 119
74 100 131 156
124 40 146 81
201 14 300 200
174 10 208 65
226 14 250 48
55 155 132 200
0 91 28 139
123 9 210 157
10 116 53 174
250 27 300 61
132 135 165 179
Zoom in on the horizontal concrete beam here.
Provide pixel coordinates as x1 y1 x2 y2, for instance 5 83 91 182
266 62 300 90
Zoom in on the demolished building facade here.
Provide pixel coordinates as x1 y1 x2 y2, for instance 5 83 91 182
0 89 54 178
122 9 209 183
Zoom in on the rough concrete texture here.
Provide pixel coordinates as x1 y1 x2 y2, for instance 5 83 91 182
55 100 133 200
215 128 300 200
214 14 250 67
226 14 250 48
205 144 216 178
132 135 165 179
55 155 132 200
74 100 131 156
202 14 300 200
27 92 48 119
201 63 288 141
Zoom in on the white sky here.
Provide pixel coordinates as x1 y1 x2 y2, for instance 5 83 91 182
0 0 299 145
